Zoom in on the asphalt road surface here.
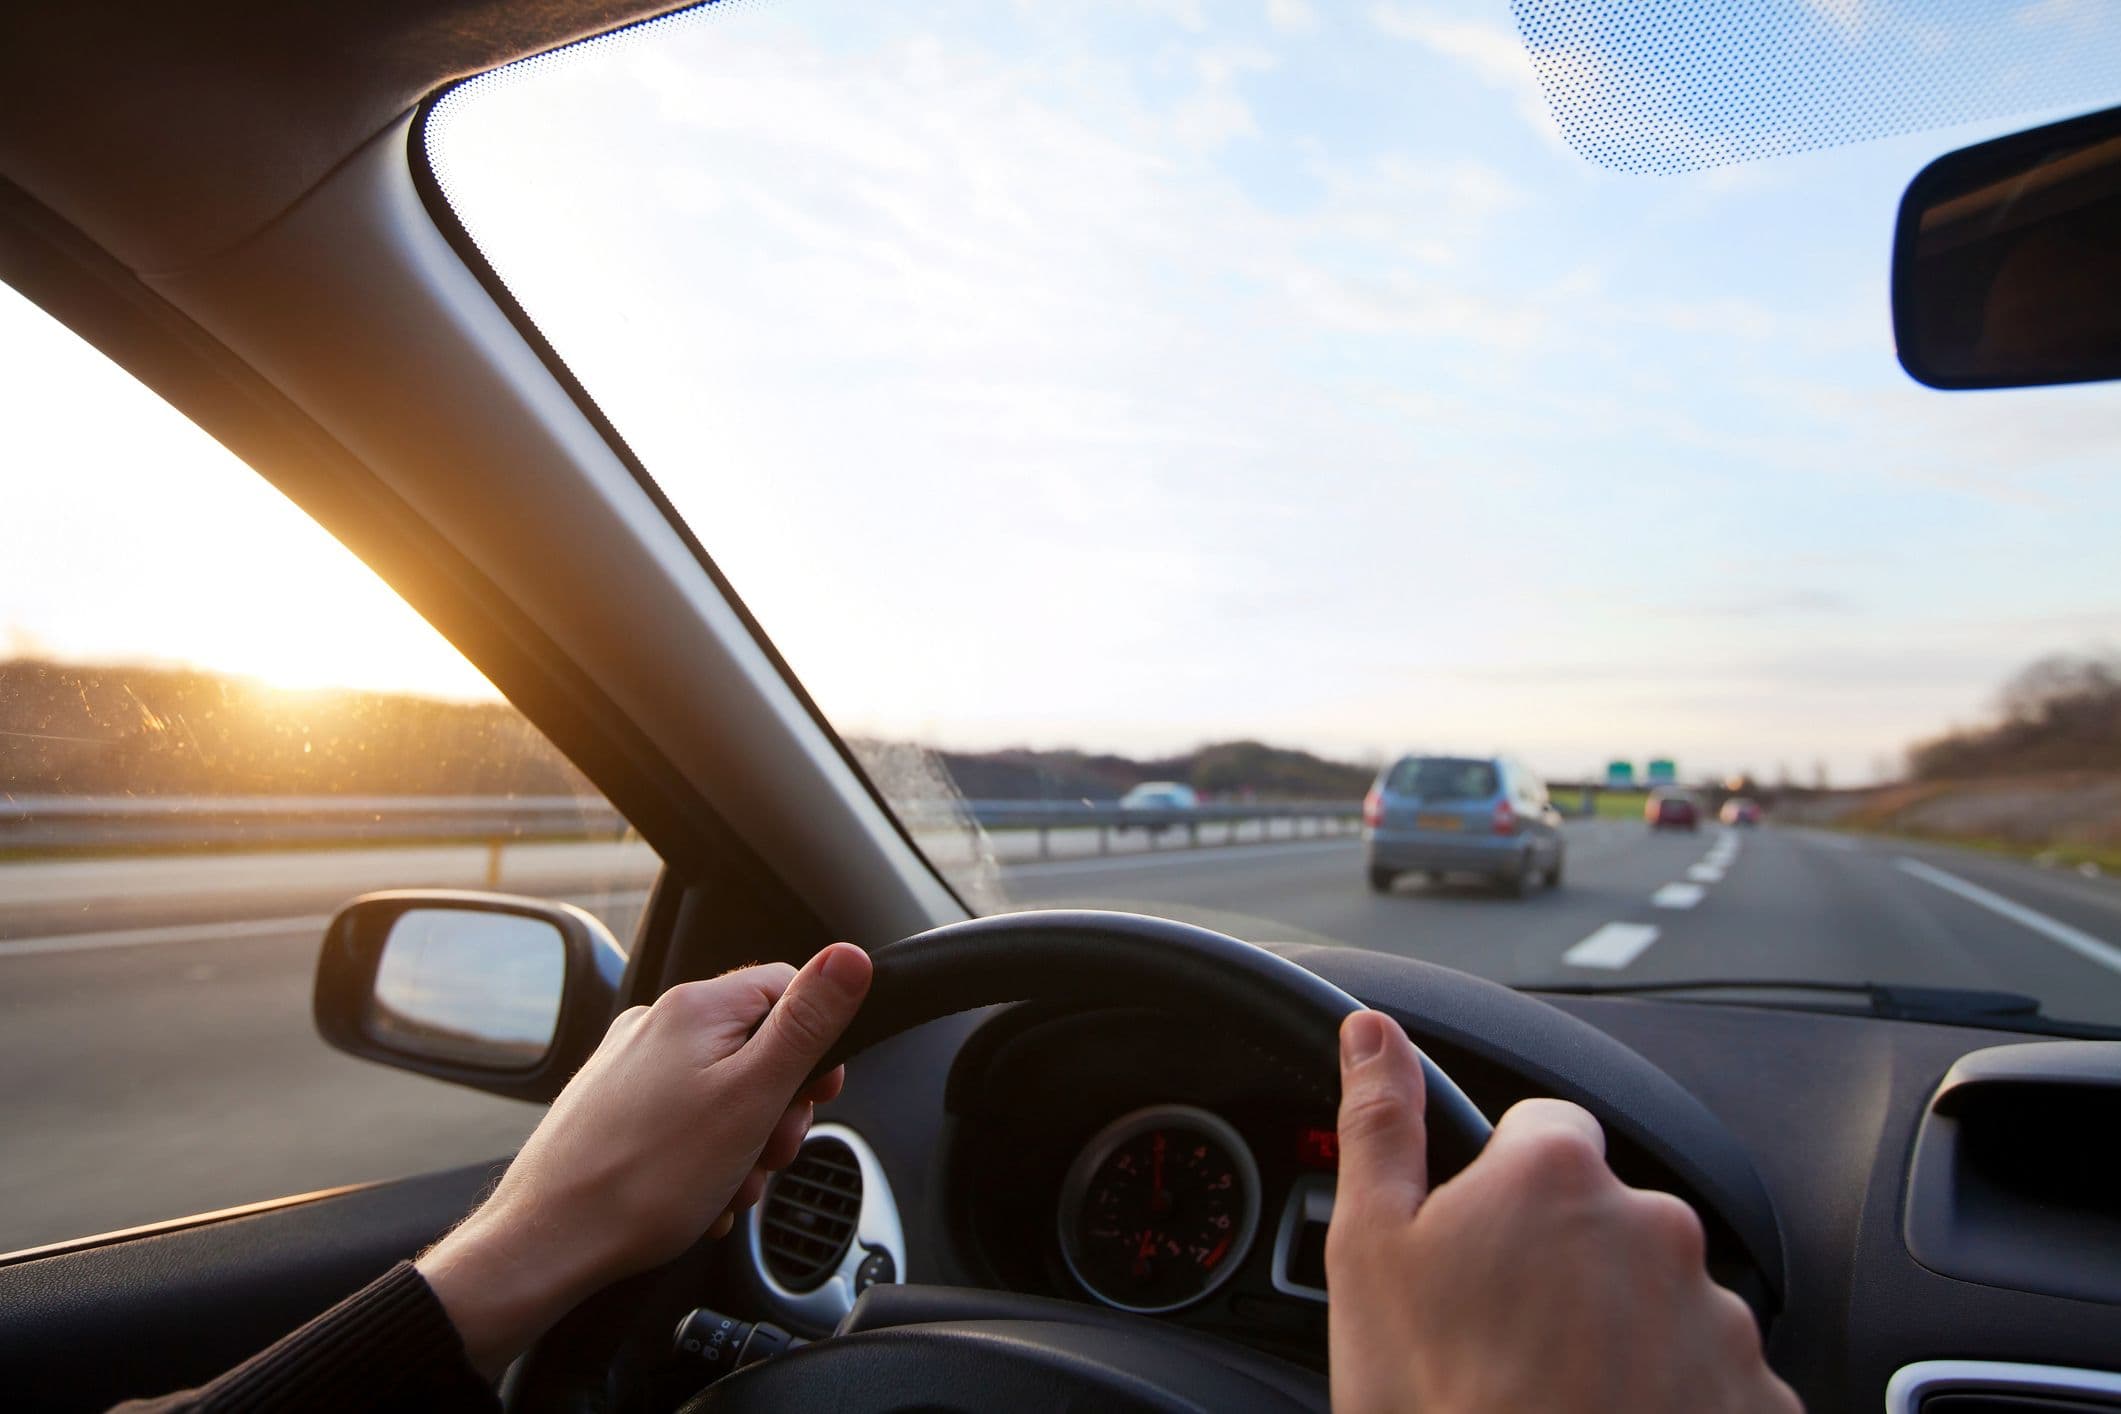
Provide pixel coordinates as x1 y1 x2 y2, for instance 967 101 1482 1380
4 822 2120 1254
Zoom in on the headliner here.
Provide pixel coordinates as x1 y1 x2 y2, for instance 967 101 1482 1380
0 0 687 275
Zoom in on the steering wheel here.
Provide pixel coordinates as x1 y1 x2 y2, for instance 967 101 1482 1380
680 909 1493 1413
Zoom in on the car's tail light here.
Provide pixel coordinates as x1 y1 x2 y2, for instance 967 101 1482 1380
1492 799 1517 835
1362 786 1383 828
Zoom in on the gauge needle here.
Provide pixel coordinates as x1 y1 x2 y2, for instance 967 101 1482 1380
1133 1228 1157 1277
1202 1234 1232 1270
1150 1132 1172 1216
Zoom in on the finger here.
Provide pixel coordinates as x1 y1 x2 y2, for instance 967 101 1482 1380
737 943 873 1100
709 961 801 1022
802 1066 846 1106
1490 1097 1606 1159
650 962 798 1058
706 1168 773 1244
727 1167 769 1214
1479 1098 1609 1199
1335 1010 1429 1218
758 1101 815 1172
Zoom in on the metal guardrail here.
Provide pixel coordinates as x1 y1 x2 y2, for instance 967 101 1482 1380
0 796 632 851
964 799 1360 858
0 795 1362 858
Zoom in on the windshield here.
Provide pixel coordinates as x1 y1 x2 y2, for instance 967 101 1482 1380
426 0 2121 1032
1388 759 1497 801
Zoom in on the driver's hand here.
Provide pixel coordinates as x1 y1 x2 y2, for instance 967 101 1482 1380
418 942 873 1377
1326 1010 1800 1414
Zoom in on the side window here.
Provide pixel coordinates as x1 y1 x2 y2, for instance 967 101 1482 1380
0 285 660 1256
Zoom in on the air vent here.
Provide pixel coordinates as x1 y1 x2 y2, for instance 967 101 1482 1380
758 1135 863 1292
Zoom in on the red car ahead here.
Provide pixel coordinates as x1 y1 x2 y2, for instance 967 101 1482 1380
1720 797 1763 826
1646 791 1700 831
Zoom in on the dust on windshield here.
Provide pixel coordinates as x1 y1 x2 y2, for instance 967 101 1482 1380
425 0 2121 1032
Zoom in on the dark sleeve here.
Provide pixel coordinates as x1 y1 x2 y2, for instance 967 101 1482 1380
109 1261 500 1413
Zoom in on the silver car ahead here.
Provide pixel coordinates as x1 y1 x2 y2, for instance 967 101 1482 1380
1362 754 1565 898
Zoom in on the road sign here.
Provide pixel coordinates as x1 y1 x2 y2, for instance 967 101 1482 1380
1647 758 1677 785
1605 760 1635 788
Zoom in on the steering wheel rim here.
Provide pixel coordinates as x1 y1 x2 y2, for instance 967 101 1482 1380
815 909 1493 1175
676 910 1495 1412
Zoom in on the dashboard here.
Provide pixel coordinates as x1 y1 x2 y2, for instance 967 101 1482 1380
945 1007 1342 1362
727 944 2121 1413
925 999 1774 1368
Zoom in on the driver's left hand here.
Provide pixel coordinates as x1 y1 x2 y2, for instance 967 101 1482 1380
416 943 874 1376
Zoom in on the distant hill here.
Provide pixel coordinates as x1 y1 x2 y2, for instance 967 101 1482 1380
927 739 1371 801
3 659 1371 801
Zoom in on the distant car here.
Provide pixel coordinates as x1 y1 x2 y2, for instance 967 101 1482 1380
1362 754 1564 898
1119 781 1198 811
1647 791 1701 831
1719 796 1762 826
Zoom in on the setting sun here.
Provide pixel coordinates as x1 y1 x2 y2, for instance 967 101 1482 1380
1 283 496 703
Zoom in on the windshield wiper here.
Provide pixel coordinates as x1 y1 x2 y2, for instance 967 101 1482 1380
1523 977 2121 1037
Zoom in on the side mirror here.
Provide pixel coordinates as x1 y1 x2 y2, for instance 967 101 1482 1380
314 890 625 1102
1894 102 2121 390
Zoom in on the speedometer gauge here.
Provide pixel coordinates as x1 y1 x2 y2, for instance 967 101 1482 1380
1058 1104 1262 1314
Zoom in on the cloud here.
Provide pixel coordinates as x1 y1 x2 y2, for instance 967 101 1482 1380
1678 589 1858 619
1369 4 1567 148
1281 266 1549 348
1750 375 2121 504
1312 152 1531 242
1172 44 1278 147
1266 0 1318 32
1797 0 1874 40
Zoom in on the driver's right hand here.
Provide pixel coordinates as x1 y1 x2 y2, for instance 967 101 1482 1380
1326 1010 1802 1414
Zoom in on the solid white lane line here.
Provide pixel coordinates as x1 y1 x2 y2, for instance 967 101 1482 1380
1652 882 1706 909
1563 922 1661 969
0 913 335 958
1688 864 1725 883
1894 858 2121 977
0 887 657 959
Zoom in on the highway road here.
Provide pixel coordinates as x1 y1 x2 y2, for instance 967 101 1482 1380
4 822 2121 1255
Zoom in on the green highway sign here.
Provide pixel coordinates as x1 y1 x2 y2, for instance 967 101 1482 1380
1647 758 1677 785
1605 760 1635 788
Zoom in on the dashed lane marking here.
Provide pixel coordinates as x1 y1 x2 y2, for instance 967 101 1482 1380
1562 922 1662 969
1652 882 1706 909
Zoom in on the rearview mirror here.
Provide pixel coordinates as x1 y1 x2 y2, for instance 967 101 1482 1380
1894 102 2121 390
314 890 625 1102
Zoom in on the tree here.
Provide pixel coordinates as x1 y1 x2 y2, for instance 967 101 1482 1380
1909 648 2121 779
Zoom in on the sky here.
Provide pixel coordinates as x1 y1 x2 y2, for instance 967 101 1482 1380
8 0 2121 785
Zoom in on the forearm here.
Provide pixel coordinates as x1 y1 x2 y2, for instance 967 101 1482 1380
109 1262 498 1414
416 1198 614 1381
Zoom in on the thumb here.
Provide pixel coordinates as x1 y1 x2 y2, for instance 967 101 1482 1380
1335 1010 1429 1219
737 943 872 1101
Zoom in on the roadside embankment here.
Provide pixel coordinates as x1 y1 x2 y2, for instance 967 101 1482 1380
1776 774 2121 873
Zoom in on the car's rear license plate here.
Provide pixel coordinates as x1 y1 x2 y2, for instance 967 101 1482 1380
1415 813 1462 831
